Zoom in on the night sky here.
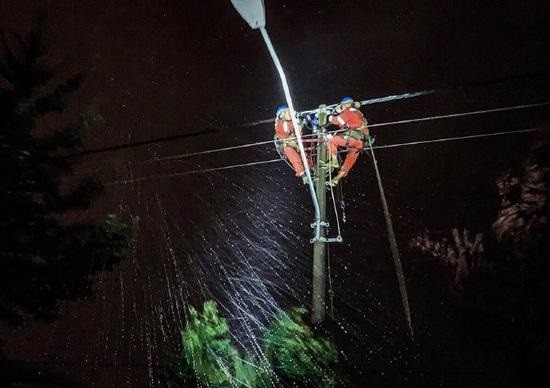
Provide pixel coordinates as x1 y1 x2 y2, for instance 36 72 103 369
1 0 550 387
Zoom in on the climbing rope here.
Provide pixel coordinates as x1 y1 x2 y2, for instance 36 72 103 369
326 153 343 242
337 179 347 224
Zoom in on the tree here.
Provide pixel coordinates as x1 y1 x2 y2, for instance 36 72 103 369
162 300 270 387
0 24 130 326
410 228 485 293
491 142 550 383
410 141 550 386
263 307 338 387
163 301 339 388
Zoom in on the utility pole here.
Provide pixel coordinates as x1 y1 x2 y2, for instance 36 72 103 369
312 105 328 324
230 1 335 325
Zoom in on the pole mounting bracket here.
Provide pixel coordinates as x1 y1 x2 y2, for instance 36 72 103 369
310 235 343 244
311 220 329 229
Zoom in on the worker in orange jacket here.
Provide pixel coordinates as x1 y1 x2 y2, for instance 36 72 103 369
274 104 313 184
325 96 370 186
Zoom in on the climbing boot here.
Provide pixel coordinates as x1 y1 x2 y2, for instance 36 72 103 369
326 176 341 187
320 156 339 170
329 156 340 168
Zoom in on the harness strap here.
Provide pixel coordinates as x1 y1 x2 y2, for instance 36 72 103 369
339 131 366 150
343 133 352 148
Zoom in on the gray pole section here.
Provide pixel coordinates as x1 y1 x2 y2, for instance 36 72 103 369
367 140 414 337
312 105 328 324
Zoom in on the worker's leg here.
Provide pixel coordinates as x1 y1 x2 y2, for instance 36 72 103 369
328 138 364 186
307 153 314 170
301 139 315 171
284 146 305 176
339 138 364 177
325 135 345 168
328 135 347 157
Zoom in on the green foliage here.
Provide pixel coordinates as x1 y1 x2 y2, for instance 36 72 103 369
166 301 338 388
0 25 130 325
262 307 338 387
178 301 273 387
181 301 241 387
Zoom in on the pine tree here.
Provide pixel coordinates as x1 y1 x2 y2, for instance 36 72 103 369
0 24 130 326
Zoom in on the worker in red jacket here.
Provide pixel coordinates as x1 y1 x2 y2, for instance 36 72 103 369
274 104 312 184
326 96 370 186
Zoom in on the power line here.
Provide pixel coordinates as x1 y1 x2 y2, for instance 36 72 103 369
152 138 275 161
368 101 550 128
65 71 550 158
68 89 433 159
66 127 218 158
245 90 436 126
243 68 550 126
109 126 546 185
112 159 283 185
151 101 550 162
149 93 449 162
371 127 542 149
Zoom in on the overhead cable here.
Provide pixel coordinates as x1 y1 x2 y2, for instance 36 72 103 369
151 101 550 162
109 126 545 185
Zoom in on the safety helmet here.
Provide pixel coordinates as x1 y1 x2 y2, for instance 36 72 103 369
340 96 354 104
336 96 354 113
276 104 289 117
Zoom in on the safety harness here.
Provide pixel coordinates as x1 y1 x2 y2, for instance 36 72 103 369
333 110 369 147
338 127 369 152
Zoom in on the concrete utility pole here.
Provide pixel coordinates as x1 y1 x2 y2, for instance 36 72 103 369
311 105 328 324
230 1 336 325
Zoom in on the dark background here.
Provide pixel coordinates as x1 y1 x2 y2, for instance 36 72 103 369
1 0 550 387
